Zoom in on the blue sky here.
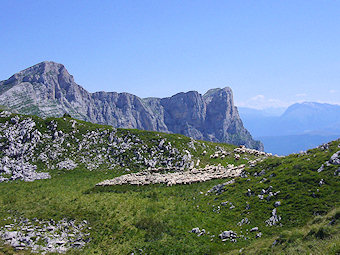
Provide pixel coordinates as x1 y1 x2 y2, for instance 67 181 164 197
1 0 340 109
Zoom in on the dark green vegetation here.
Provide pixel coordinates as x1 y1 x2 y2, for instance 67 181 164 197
0 111 339 254
234 207 340 255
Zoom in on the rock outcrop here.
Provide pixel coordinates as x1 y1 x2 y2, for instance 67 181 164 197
0 217 90 253
0 113 196 182
0 61 262 150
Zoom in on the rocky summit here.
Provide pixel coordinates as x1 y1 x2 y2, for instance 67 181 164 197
0 61 262 150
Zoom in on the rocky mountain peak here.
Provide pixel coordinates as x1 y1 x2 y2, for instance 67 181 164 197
1 61 76 95
204 86 232 97
27 61 74 85
23 61 65 74
0 62 263 150
9 61 70 83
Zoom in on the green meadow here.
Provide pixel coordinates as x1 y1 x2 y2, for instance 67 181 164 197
0 113 339 254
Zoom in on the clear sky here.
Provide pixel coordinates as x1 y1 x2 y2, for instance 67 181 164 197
1 0 340 109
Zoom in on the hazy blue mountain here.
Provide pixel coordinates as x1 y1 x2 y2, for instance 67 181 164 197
238 107 282 137
240 103 340 137
238 107 285 118
258 134 340 155
239 103 340 155
280 102 340 135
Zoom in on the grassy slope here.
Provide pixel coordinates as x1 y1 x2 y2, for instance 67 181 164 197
0 112 339 254
228 208 340 255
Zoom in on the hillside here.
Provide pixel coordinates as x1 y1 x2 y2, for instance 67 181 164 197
0 111 339 254
0 61 262 150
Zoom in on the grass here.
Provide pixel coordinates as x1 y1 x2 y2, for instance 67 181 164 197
0 111 339 254
227 208 340 255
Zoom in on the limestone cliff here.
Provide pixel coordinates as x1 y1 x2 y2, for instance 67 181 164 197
0 61 263 150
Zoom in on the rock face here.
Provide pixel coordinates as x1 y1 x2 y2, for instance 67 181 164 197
0 61 263 150
0 114 51 182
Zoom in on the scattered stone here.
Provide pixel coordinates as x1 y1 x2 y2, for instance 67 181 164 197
318 143 329 151
317 164 325 173
207 179 235 194
250 227 258 232
246 189 254 197
318 151 340 173
189 227 205 236
274 201 281 207
265 208 281 226
199 229 206 236
57 159 78 170
0 111 11 118
219 230 237 242
190 227 200 234
329 151 340 165
334 168 340 176
272 239 278 247
0 217 90 253
319 179 325 186
237 218 249 226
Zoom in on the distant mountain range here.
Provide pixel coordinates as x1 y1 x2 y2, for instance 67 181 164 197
0 61 262 150
239 103 340 155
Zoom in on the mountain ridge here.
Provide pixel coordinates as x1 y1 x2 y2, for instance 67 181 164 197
239 103 340 137
238 103 340 154
0 61 263 150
